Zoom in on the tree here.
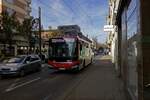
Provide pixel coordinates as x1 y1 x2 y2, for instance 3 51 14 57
19 17 37 53
1 11 18 56
1 11 37 55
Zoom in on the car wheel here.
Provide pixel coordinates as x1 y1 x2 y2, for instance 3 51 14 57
20 70 25 77
83 60 86 67
37 67 41 72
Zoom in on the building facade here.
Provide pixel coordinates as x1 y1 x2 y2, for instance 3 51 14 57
106 0 119 71
58 25 81 35
0 0 31 56
0 0 31 22
37 29 61 54
107 0 150 100
41 29 61 41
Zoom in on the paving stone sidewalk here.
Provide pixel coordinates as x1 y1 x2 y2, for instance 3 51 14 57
65 55 129 100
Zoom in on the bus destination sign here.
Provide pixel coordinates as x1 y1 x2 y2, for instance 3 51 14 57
52 39 65 43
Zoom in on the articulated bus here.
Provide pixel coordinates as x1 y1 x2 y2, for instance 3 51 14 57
48 34 94 71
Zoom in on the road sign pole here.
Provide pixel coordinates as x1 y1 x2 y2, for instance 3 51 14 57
38 7 42 56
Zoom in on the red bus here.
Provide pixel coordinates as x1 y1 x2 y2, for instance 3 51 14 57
48 35 94 71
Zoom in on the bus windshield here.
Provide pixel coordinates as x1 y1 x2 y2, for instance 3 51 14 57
49 38 77 60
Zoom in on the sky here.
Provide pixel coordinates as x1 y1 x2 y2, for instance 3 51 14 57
31 0 108 43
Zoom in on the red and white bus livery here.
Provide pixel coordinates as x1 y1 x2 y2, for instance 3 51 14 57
48 35 94 71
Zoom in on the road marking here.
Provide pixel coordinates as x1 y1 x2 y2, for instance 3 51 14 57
4 78 20 91
5 77 41 92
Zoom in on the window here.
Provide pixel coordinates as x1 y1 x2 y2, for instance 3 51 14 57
30 57 39 62
6 0 14 4
6 56 25 63
127 0 137 39
127 0 138 98
31 55 40 60
7 8 15 16
24 56 31 63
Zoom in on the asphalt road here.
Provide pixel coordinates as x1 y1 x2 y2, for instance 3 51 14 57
0 55 127 100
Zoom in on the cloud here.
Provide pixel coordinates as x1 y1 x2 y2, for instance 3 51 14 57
50 0 69 17
31 0 108 43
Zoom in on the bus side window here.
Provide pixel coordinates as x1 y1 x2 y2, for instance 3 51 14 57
80 44 82 55
49 46 52 56
80 45 82 51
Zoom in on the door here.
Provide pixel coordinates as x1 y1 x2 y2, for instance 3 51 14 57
23 56 32 73
30 56 41 71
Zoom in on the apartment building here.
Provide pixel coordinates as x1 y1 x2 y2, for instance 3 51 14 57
106 0 118 71
58 25 81 35
0 0 31 56
0 0 31 22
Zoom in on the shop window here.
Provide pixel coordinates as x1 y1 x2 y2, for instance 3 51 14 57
127 0 138 99
7 8 15 16
127 0 137 39
6 0 14 4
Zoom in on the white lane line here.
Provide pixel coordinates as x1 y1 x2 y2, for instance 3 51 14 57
5 78 20 91
7 83 17 90
5 77 41 92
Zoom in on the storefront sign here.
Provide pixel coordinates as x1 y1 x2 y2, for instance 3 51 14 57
104 25 115 32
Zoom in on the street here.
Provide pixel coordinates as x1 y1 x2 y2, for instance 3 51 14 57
0 55 128 100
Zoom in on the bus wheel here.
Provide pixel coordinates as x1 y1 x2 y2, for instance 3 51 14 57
90 58 93 64
83 60 86 67
20 70 25 77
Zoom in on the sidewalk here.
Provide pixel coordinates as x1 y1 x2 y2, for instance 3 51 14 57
65 55 128 100
100 55 112 60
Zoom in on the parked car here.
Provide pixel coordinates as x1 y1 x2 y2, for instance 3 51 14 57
0 55 41 77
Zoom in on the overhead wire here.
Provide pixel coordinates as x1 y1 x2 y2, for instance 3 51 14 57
32 0 64 27
32 0 94 35
38 0 70 17
74 0 94 34
62 0 95 35
32 7 59 24
62 0 91 34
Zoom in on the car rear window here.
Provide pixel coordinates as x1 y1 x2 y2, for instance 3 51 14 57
30 56 40 62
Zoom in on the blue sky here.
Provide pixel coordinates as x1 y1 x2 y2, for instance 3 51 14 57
31 0 108 43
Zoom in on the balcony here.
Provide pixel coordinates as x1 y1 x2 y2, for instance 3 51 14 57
26 0 31 4
26 6 32 13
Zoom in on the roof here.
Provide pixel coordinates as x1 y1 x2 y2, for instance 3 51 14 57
50 33 92 43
